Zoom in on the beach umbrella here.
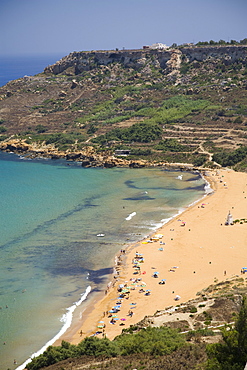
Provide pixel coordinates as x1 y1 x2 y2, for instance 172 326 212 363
154 272 159 274
146 289 151 292
99 321 104 323
161 279 166 282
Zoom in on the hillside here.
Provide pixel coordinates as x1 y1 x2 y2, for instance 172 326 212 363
0 45 247 169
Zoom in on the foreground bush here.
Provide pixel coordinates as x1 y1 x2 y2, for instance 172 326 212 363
26 327 186 370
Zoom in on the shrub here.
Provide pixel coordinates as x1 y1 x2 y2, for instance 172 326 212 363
206 296 247 369
114 326 186 356
190 306 198 313
213 146 247 167
35 124 47 133
92 122 162 144
26 327 186 370
154 138 192 152
0 126 7 133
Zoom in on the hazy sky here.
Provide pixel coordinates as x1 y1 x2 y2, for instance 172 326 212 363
0 0 246 57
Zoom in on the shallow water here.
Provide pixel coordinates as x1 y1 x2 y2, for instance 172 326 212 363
0 152 206 369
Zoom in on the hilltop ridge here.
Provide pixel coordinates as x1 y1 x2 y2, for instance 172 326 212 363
0 44 247 170
44 45 247 76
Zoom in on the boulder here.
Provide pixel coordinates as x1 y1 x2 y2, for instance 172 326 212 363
81 160 91 167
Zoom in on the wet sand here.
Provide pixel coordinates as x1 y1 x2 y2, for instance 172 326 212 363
57 169 247 344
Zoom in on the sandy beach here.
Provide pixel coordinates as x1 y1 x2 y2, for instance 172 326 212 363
57 169 247 345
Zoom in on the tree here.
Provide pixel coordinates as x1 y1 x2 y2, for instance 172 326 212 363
206 296 247 369
235 296 247 363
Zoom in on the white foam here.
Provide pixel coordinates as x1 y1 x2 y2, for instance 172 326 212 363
125 211 136 221
15 286 91 370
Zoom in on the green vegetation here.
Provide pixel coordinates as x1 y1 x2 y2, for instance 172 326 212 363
213 146 247 167
92 122 162 144
26 327 186 370
35 124 48 133
206 296 247 369
45 133 85 150
154 138 192 152
0 126 7 133
25 132 86 151
196 38 247 46
189 306 198 314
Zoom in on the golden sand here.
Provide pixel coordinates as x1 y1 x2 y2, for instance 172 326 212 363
57 169 247 344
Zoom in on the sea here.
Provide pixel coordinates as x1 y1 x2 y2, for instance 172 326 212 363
0 54 65 87
0 56 208 370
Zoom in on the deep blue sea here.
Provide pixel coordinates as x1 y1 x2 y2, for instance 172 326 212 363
0 54 65 87
0 56 207 370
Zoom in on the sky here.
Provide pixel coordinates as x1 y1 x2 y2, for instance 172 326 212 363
0 0 246 58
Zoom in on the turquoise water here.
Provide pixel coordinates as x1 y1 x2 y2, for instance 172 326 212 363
0 152 206 369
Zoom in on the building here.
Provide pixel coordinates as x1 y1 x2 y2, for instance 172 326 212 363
143 43 168 50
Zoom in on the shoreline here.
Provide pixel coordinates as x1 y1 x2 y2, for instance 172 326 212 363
56 168 247 345
17 168 247 370
17 167 247 370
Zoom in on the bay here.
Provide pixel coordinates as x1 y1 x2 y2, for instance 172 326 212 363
0 152 206 369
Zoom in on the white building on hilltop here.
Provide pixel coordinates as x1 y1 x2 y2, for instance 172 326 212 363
143 43 168 50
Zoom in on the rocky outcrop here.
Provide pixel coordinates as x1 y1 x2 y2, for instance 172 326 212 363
44 46 247 76
0 139 149 168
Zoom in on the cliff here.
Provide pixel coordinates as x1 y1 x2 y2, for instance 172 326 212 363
44 46 247 75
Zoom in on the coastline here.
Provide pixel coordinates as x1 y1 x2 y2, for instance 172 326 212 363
55 168 247 345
